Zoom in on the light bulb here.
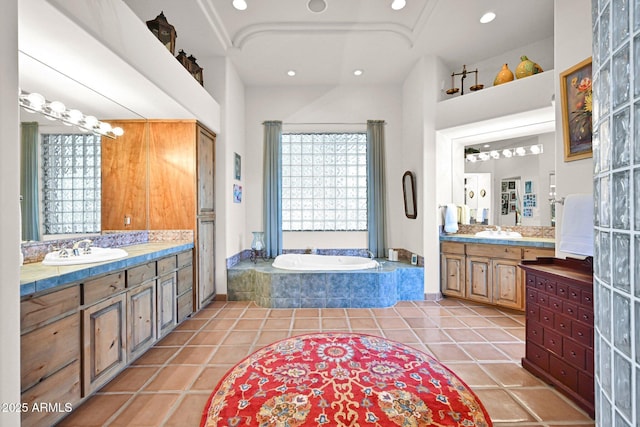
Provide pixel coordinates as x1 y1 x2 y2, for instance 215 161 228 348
480 12 496 24
83 115 98 129
478 152 490 161
466 154 477 163
515 147 526 156
26 92 46 111
287 70 296 77
502 149 513 158
530 144 542 154
66 109 83 124
112 127 124 137
490 150 500 159
353 69 364 76
391 0 406 10
99 122 112 134
48 100 66 114
232 0 247 10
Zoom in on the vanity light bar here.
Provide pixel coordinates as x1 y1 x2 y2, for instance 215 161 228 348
18 90 123 139
466 143 543 162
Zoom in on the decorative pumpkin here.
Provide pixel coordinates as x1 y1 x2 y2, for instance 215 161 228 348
494 64 514 86
515 55 543 79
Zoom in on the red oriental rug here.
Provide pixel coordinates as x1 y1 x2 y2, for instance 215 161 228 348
201 333 492 427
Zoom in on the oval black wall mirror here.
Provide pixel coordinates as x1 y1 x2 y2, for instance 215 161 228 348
402 171 417 219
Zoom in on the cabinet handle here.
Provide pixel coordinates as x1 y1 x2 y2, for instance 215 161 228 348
578 331 584 337
561 370 567 376
571 351 576 356
550 339 555 344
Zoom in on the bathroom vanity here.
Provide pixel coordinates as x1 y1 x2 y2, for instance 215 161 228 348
19 242 193 427
440 234 555 311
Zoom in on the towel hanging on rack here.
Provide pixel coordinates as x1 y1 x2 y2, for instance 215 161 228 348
444 204 459 233
558 194 593 256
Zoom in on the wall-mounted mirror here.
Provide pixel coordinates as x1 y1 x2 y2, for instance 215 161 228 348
403 171 417 219
19 51 147 241
463 132 555 226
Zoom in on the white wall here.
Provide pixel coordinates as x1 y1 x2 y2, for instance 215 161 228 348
244 84 403 251
553 0 593 258
0 0 22 424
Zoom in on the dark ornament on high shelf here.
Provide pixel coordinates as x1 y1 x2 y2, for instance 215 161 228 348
445 65 483 96
176 50 204 86
146 11 177 55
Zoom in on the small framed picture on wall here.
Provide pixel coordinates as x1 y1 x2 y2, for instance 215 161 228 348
234 152 241 180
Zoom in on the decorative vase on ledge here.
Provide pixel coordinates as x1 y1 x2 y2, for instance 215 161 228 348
493 64 514 86
515 55 543 79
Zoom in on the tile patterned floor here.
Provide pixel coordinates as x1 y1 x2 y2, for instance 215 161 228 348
57 298 595 427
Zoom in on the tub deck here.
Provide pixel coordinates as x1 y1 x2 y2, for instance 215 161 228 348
227 259 424 308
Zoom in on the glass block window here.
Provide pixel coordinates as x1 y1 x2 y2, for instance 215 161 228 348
41 134 101 234
282 133 367 231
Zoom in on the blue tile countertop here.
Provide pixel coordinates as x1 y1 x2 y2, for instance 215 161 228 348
440 234 555 248
20 241 194 297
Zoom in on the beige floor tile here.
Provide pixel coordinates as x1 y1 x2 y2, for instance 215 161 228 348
320 308 347 317
293 318 320 329
394 306 425 317
429 317 467 328
295 308 320 317
240 308 270 318
426 343 473 362
510 388 594 422
458 316 496 327
216 308 247 318
191 365 233 391
349 317 378 329
170 346 217 365
474 327 522 342
143 365 203 391
233 319 263 331
163 393 211 427
174 318 209 331
109 393 181 426
493 342 526 361
460 343 511 361
322 317 349 330
57 394 132 426
382 328 420 343
131 347 180 366
489 317 527 328
255 330 290 345
346 308 374 318
420 307 455 317
201 318 237 330
445 362 498 388
474 389 535 423
189 330 228 345
263 318 292 329
413 328 453 343
220 329 258 345
369 307 398 317
156 331 195 346
481 363 545 387
404 316 438 328
443 328 486 342
209 345 252 364
268 309 295 318
376 317 408 328
100 366 159 392
190 308 219 319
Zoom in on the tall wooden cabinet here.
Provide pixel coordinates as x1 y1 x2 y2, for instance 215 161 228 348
102 120 216 310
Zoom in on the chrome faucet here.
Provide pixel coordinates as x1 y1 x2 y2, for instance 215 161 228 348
495 226 502 232
366 250 375 259
73 239 93 255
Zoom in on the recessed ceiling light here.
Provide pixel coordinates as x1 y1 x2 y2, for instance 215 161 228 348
232 0 247 11
480 12 496 24
391 0 406 10
287 70 296 77
483 144 490 148
307 0 327 13
353 69 364 76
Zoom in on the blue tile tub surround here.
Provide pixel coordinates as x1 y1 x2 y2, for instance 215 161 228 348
227 259 424 308
20 241 194 297
440 234 556 248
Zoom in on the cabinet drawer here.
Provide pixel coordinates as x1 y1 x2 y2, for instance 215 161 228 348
522 247 555 261
553 313 572 336
536 292 550 307
563 301 578 319
539 307 554 328
526 342 549 371
526 288 538 304
556 282 569 299
525 273 536 288
544 328 563 356
582 290 593 307
548 295 563 312
178 251 193 268
563 338 587 370
466 244 521 259
441 242 465 254
572 321 593 347
127 262 156 287
527 321 544 346
568 286 582 303
21 313 80 392
177 266 194 295
21 285 80 331
578 307 593 325
526 304 539 322
549 355 578 391
83 272 125 305
578 372 594 403
158 256 177 275
21 359 81 427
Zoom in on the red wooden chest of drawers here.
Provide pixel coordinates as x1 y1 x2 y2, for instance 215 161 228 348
520 257 594 418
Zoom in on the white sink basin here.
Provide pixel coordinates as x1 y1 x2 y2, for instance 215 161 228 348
475 230 523 239
43 247 128 266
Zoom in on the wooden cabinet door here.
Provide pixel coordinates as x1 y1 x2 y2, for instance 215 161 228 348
158 272 177 338
82 294 126 396
197 217 216 307
127 281 156 361
441 253 466 297
197 125 215 215
466 256 492 303
493 258 523 310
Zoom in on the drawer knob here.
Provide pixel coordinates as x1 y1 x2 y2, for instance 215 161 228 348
578 331 584 337
561 370 567 376
571 351 576 356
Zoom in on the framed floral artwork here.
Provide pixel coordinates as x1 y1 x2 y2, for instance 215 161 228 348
560 57 593 162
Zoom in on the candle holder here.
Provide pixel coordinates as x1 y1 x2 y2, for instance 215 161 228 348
250 231 268 263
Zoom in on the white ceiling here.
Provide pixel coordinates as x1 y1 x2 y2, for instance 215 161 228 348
123 0 555 86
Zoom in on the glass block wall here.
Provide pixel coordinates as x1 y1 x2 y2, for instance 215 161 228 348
592 0 637 425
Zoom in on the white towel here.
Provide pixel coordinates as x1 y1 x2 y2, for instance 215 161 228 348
559 194 594 256
444 204 459 233
460 205 471 225
476 208 485 224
